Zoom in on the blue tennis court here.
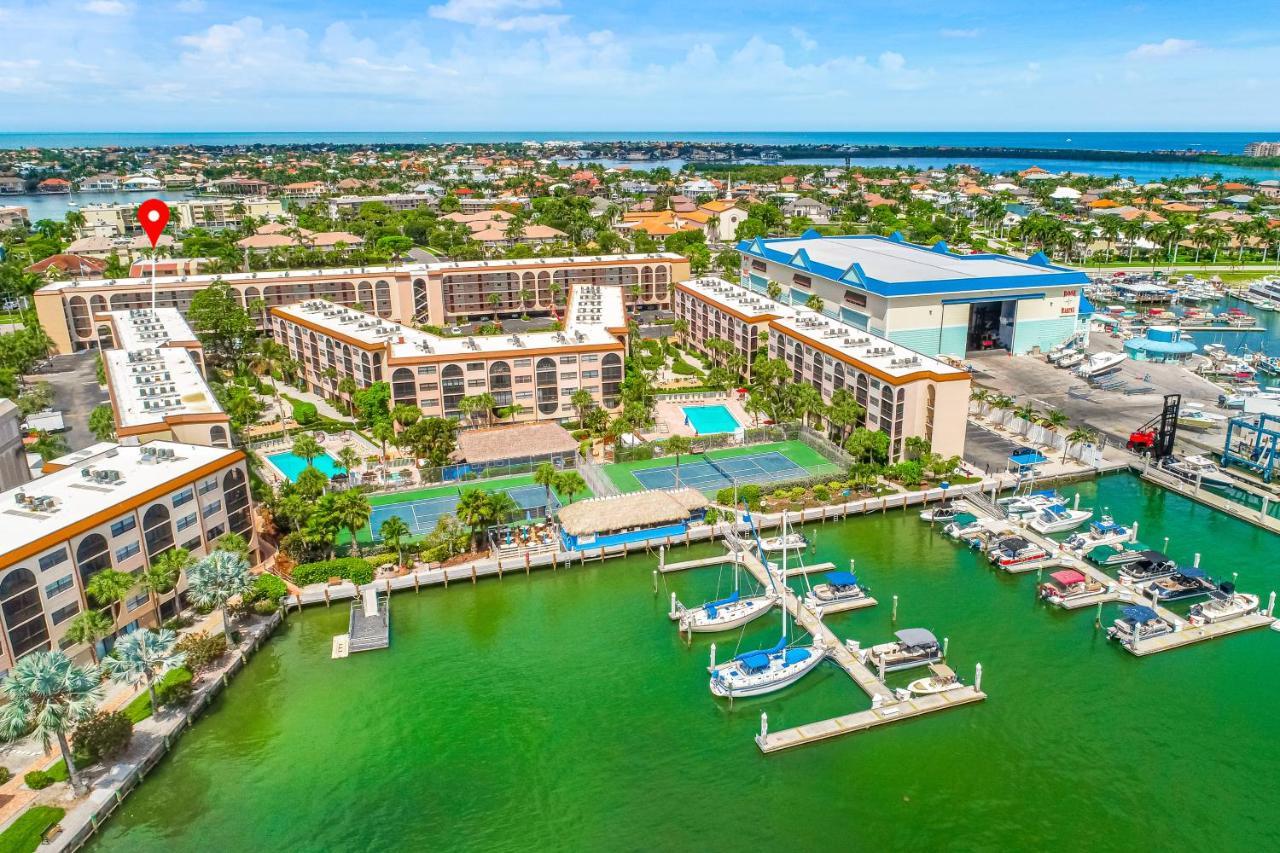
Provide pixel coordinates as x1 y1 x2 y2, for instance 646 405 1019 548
367 484 555 539
631 450 805 492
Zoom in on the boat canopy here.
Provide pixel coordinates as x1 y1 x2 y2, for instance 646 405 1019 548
824 571 859 587
1175 566 1207 579
1123 605 1160 623
951 513 977 527
928 663 956 679
1050 569 1087 585
703 590 739 619
1000 537 1030 550
735 636 786 664
783 648 812 666
895 628 938 648
1137 550 1169 563
739 652 770 671
1086 545 1117 563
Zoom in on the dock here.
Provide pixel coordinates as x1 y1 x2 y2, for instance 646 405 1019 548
1133 461 1280 535
346 588 390 654
1126 612 1275 655
810 595 879 615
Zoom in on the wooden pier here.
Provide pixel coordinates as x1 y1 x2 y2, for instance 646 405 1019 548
810 595 879 616
1133 461 1280 536
1125 612 1275 655
346 588 390 654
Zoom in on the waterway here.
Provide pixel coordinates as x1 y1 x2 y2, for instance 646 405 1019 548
89 472 1280 852
2 190 197 224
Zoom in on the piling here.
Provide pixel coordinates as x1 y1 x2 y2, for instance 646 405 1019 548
652 569 658 595
943 636 950 658
975 662 983 692
669 592 677 619
892 594 898 623
759 711 768 741
1268 591 1276 617
1193 553 1201 568
709 643 717 672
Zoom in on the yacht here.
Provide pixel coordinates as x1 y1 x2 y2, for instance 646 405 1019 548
804 570 869 609
1028 501 1094 534
1148 567 1215 603
987 536 1049 568
1037 569 1108 605
860 628 943 673
998 489 1061 518
1106 605 1174 646
1159 455 1234 489
1117 550 1179 585
1056 350 1085 369
758 532 808 554
1176 408 1227 433
676 587 776 634
1075 352 1126 379
907 663 964 696
920 502 962 522
1189 585 1260 624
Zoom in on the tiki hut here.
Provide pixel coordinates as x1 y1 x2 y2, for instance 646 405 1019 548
557 488 709 549
455 422 579 473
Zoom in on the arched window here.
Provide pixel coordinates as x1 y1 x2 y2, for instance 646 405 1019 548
392 367 416 407
210 424 229 448
488 361 512 407
1 568 48 659
224 467 252 538
441 364 465 416
601 353 623 408
76 533 111 586
90 294 107 316
833 362 846 391
143 504 173 558
69 295 90 338
375 280 391 316
357 280 373 308
535 357 558 415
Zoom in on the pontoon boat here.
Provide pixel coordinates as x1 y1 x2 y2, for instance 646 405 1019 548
1117 550 1179 584
861 628 943 673
1148 567 1215 603
1106 605 1174 646
987 536 1049 568
804 571 869 608
1037 569 1107 605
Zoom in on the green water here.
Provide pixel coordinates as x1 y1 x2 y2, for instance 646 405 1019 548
91 474 1280 852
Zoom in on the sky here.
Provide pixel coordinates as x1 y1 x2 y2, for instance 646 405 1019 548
0 0 1276 131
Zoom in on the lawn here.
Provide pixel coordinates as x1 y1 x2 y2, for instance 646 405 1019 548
123 689 153 723
603 440 844 494
0 806 65 853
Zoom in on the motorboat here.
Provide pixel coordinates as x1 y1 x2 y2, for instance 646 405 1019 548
1028 501 1094 534
1037 569 1108 605
1056 350 1085 369
861 628 943 673
1188 583 1260 624
942 513 982 540
1117 550 1179 585
1176 408 1227 433
804 570 869 609
987 536 1049 568
677 587 776 634
708 636 827 698
1084 542 1149 567
907 663 964 696
758 532 808 554
998 490 1061 518
1159 455 1234 489
1148 567 1215 603
920 502 963 522
1075 352 1126 379
1106 605 1174 646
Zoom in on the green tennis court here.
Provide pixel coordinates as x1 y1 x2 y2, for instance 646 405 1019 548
603 441 843 494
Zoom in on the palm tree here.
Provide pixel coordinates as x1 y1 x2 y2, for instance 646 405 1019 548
1040 409 1070 433
0 652 102 796
291 433 322 466
87 569 135 620
106 629 185 714
379 515 411 566
336 445 362 481
142 547 190 621
249 339 288 432
1015 402 1038 426
187 550 253 639
1063 426 1098 463
664 435 693 484
553 470 587 503
334 490 372 556
672 318 689 346
63 610 113 664
456 489 495 551
534 462 558 508
371 421 395 467
570 388 594 424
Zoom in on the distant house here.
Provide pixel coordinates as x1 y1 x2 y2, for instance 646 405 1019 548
79 174 120 192
782 196 831 224
0 176 25 194
470 223 566 249
121 175 163 192
37 178 71 194
0 206 28 230
1224 194 1255 208
24 253 106 279
235 227 364 255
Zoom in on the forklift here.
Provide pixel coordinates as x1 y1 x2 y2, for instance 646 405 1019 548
1125 394 1180 459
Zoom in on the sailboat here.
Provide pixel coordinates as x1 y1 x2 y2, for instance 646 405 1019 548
676 556 776 634
708 517 826 698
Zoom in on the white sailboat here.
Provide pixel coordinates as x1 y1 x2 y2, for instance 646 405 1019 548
708 518 826 698
676 557 776 634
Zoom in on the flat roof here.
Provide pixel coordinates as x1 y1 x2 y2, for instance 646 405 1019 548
102 307 198 351
0 441 240 561
103 347 223 429
739 233 1088 297
676 277 798 322
565 282 626 331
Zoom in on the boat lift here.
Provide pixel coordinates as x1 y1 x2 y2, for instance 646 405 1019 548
1221 412 1280 483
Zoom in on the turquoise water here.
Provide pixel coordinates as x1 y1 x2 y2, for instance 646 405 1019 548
683 404 741 435
267 451 345 482
88 473 1280 851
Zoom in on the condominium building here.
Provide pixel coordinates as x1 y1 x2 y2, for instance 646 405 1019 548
327 193 438 217
674 277 971 460
0 399 31 491
738 233 1089 357
36 254 689 354
272 283 627 421
77 197 285 237
1244 142 1280 158
0 441 256 670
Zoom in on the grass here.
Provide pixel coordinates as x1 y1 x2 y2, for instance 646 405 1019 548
44 760 68 784
602 440 843 494
123 689 154 724
0 806 65 853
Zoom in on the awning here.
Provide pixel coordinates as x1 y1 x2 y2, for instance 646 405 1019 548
1050 569 1087 585
824 571 858 587
1123 605 1159 623
895 628 938 648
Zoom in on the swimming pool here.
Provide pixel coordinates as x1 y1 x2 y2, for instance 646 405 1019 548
267 451 346 482
682 404 741 435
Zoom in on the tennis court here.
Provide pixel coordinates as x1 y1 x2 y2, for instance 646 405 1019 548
632 450 804 492
367 483 556 540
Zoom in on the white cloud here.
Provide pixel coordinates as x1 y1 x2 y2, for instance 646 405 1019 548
1127 38 1197 60
176 0 206 11
789 27 816 51
81 0 128 14
940 28 981 38
878 51 905 72
428 0 568 32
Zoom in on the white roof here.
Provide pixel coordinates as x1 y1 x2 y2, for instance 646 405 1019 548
0 442 239 555
678 277 798 321
104 307 196 351
104 347 222 429
758 236 1064 284
565 283 626 330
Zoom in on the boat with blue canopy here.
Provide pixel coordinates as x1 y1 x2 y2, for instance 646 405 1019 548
805 569 870 608
1148 566 1216 602
1106 604 1174 646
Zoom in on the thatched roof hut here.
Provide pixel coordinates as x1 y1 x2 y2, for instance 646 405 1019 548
456 422 579 465
557 488 709 537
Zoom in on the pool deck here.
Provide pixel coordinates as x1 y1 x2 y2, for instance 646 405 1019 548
649 394 754 441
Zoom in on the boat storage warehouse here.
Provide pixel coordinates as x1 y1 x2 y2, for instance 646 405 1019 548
738 232 1089 357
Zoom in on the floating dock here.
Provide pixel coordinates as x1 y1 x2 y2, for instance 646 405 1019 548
346 588 390 654
1125 612 1275 656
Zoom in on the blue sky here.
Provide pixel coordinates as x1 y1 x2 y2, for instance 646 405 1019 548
0 0 1274 131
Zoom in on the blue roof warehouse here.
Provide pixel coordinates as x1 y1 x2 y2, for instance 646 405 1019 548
737 232 1091 358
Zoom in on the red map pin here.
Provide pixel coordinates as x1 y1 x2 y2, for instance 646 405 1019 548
138 199 170 247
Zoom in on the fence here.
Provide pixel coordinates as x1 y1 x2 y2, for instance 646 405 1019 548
364 451 581 497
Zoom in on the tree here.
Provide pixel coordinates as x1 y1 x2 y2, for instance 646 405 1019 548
553 470 587 503
379 515 411 566
456 489 496 551
534 462 558 508
106 629 185 715
371 421 395 462
28 430 68 462
570 388 594 424
398 417 457 470
904 435 932 460
187 281 256 367
291 433 323 466
88 404 116 442
63 610 113 664
827 389 865 443
1063 426 1098 463
1040 409 1070 433
351 382 391 428
391 404 421 428
295 465 330 498
334 490 372 556
187 550 253 639
664 435 693 484
766 281 783 301
0 651 102 796
142 547 190 621
336 377 359 415
845 428 890 467
805 294 825 312
87 569 135 620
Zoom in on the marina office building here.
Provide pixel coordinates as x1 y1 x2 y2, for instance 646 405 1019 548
35 253 689 354
738 233 1089 358
0 441 256 671
674 278 972 460
272 281 627 422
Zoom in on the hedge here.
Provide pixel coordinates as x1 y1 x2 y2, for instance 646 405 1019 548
155 667 194 708
247 573 287 606
290 557 374 587
289 398 318 426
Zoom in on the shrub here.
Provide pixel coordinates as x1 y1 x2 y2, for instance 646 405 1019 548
24 770 53 790
123 690 153 724
365 552 401 567
72 711 133 766
671 359 698 376
162 615 195 631
246 573 287 606
813 485 830 502
289 397 318 426
715 487 736 506
155 667 194 708
0 767 10 785
175 631 227 674
290 557 374 587
739 483 764 510
570 428 590 440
